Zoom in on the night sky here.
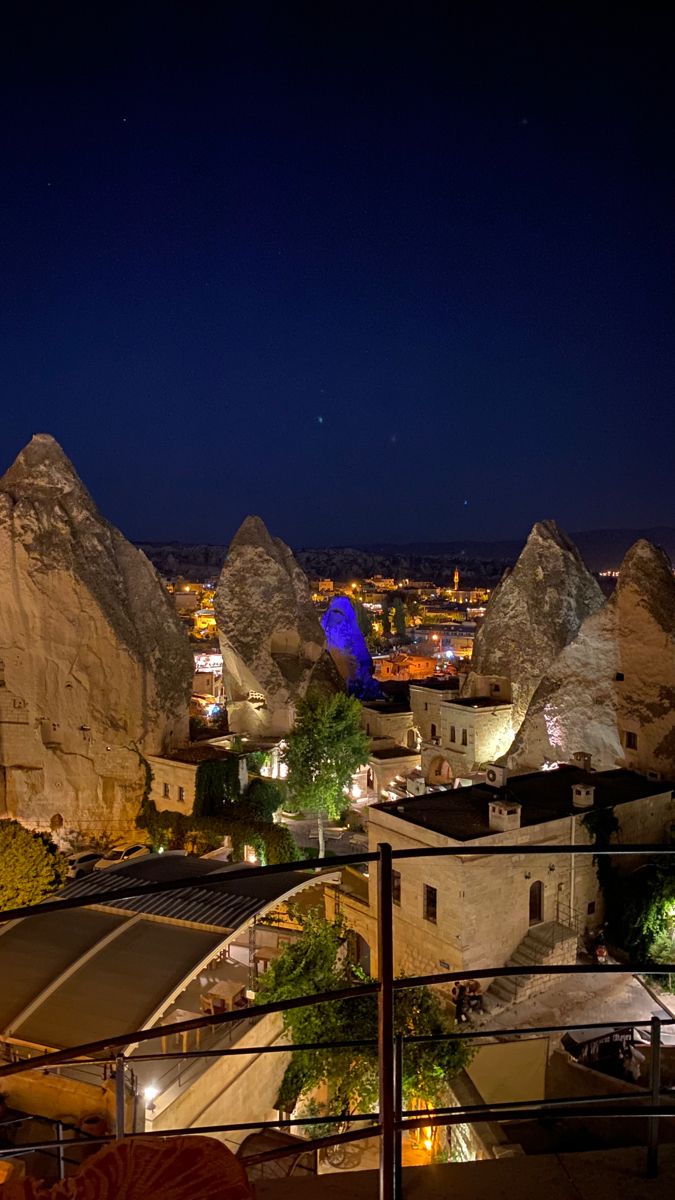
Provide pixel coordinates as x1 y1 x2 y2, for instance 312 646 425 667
2 4 674 546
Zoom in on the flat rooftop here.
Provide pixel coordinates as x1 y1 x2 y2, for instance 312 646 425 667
371 766 673 842
409 677 461 692
443 696 512 709
158 744 244 764
361 700 412 715
370 745 420 761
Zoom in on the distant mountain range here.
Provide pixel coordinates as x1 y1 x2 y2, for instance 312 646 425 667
138 527 675 583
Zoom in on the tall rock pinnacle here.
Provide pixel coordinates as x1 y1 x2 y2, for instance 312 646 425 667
467 520 604 731
506 538 675 774
0 434 193 833
214 515 342 735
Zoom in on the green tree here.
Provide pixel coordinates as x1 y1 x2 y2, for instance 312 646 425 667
0 821 68 910
353 599 373 640
257 912 471 1117
240 777 284 823
283 693 369 857
392 596 407 640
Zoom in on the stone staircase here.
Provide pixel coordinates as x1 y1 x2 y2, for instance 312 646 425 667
487 921 578 1007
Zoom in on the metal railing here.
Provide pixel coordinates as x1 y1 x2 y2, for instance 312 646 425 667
0 840 674 1199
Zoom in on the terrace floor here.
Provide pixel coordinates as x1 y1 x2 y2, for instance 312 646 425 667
255 1144 675 1200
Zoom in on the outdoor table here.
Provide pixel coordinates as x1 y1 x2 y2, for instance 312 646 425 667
160 1008 202 1056
200 978 248 1016
253 946 276 974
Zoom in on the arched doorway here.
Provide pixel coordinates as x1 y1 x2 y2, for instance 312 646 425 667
529 880 543 926
426 756 451 786
349 932 371 975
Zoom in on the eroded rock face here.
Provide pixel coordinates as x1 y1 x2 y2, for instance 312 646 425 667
466 521 604 732
214 516 342 734
0 434 193 834
507 539 675 774
321 596 382 699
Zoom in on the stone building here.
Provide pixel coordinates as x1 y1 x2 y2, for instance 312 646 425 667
328 765 674 1004
438 697 514 775
365 743 421 798
360 699 414 747
410 678 513 783
408 676 458 748
148 745 249 814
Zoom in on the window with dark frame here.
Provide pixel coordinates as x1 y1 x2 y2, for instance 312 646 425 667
450 725 456 743
423 883 437 923
625 731 638 750
162 782 170 798
178 785 186 803
461 728 468 746
392 870 401 905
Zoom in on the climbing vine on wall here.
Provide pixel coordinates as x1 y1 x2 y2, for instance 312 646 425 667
581 803 619 893
193 757 241 818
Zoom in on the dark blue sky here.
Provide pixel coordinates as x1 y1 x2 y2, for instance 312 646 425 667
1 3 674 545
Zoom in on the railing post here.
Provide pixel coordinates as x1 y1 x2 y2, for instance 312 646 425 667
647 1015 661 1177
55 1120 65 1180
393 1033 403 1200
377 842 395 1200
115 1055 126 1139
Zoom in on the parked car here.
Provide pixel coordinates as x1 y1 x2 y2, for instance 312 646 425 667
67 850 102 880
93 843 153 871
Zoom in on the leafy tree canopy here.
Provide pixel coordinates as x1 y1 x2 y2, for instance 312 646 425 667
241 777 284 823
0 820 68 910
283 693 369 855
137 801 299 864
257 911 471 1116
193 757 242 818
608 860 675 961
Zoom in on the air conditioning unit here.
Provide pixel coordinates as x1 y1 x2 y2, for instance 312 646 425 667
485 764 507 788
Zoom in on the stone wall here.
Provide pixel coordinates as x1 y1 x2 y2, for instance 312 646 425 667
148 1013 289 1153
440 703 514 773
361 707 413 746
148 757 198 813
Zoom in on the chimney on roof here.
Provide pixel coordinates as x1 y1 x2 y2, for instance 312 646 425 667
572 751 593 771
572 784 595 810
488 799 521 832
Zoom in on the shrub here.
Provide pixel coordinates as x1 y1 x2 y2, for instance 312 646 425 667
0 821 69 909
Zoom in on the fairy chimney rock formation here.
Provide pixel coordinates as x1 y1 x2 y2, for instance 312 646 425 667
507 539 675 774
465 520 604 731
0 434 193 832
214 515 342 734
